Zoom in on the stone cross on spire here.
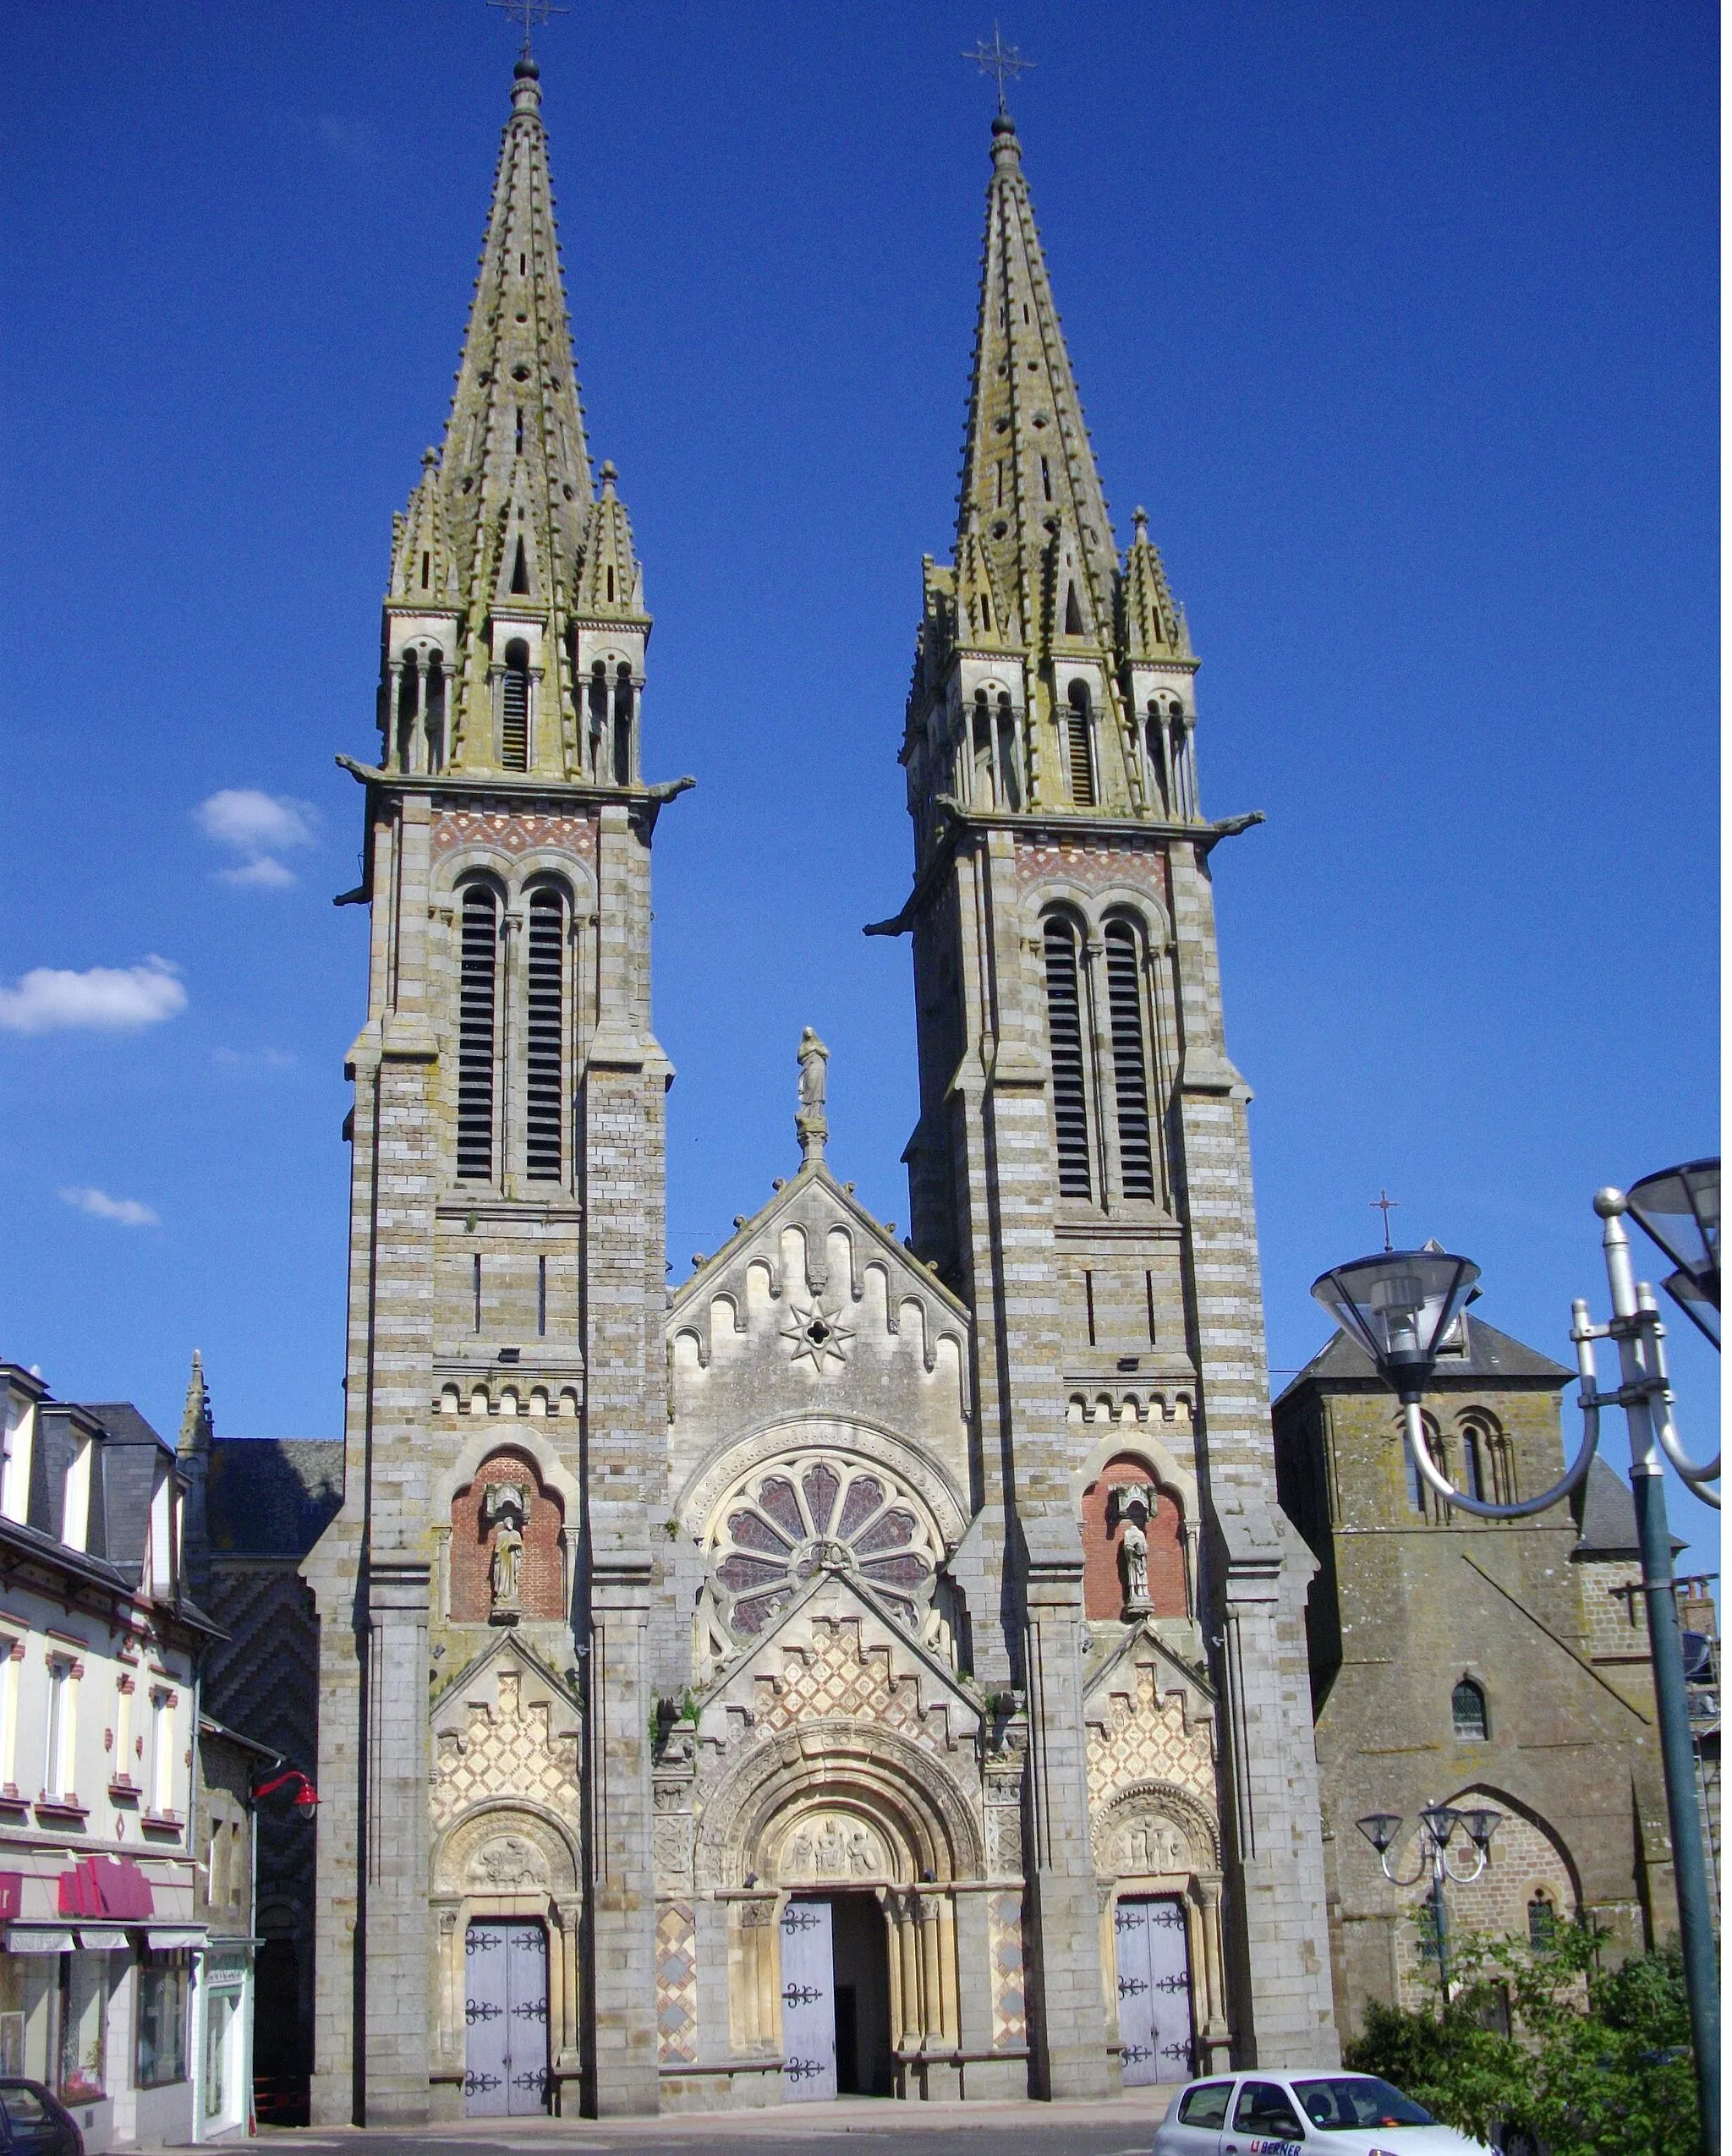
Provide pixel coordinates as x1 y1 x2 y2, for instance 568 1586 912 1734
488 0 569 56
796 1028 830 1165
961 25 1033 115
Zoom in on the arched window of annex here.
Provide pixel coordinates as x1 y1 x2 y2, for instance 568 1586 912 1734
396 649 419 771
1080 1453 1187 1620
1451 1674 1489 1742
1100 911 1157 1201
523 877 571 1185
1456 1411 1510 1506
1526 1888 1559 1949
1041 908 1093 1201
501 638 531 770
1403 1410 1446 1519
455 877 505 1185
1064 679 1096 807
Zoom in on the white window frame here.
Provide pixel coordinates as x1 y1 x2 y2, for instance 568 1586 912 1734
44 1655 79 1803
61 1434 92 1551
1 1397 34 1524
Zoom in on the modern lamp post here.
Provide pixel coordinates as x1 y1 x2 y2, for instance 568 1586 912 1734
1356 1804 1503 2006
1313 1164 1721 2155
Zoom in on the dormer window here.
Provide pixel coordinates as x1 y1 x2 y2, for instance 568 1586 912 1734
1065 681 1095 806
611 663 633 785
419 550 430 591
606 564 616 604
510 538 529 595
60 1431 91 1552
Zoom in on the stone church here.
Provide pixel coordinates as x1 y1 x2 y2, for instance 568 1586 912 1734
299 51 1342 2122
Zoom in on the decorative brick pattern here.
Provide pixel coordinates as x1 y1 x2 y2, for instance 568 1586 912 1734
757 1617 923 1739
655 1900 697 2062
989 1891 1027 2049
430 1669 581 1830
1086 1660 1214 1812
430 808 595 859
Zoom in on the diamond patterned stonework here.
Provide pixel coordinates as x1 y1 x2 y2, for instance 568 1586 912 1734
989 1892 1027 2050
1086 1661 1214 1814
756 1617 923 1741
431 1668 581 1831
655 1901 697 2063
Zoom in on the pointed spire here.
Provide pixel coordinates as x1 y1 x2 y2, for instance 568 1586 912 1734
1121 505 1178 659
956 110 1117 665
178 1349 212 1459
438 50 592 597
575 461 646 618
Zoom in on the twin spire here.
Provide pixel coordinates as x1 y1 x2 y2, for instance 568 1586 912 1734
384 53 645 783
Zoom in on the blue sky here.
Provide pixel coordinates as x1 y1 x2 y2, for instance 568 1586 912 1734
0 1 1718 1562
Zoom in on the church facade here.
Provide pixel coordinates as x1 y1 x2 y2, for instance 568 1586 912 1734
304 57 1338 2123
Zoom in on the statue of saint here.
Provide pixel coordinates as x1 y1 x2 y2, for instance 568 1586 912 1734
1119 1518 1151 1613
490 1519 523 1612
796 1027 830 1163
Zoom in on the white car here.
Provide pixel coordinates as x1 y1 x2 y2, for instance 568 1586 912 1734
1154 2071 1494 2156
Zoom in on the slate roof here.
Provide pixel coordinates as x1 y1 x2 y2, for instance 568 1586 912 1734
1274 1313 1575 1404
206 1438 343 1558
1570 1456 1641 1557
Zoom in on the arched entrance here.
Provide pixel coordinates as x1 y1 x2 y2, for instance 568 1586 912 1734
694 1718 986 2104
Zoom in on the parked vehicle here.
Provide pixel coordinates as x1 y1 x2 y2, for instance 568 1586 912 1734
0 2081 86 2156
1156 2072 1494 2156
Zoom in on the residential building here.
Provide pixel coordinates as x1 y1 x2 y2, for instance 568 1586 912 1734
0 1365 215 2148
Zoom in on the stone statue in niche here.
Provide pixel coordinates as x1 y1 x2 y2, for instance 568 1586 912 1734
483 1481 530 1619
796 1026 830 1163
1121 1817 1189 1875
1110 1483 1158 1617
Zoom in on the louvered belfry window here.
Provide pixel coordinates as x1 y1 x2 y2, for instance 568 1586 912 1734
1104 921 1155 1198
501 641 530 770
457 886 498 1181
524 887 565 1181
1043 918 1092 1198
1066 683 1095 806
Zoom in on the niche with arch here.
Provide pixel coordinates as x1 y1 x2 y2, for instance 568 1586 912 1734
449 1447 566 1623
1080 1455 1186 1621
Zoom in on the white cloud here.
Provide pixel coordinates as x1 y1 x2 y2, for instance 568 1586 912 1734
212 1046 296 1070
218 855 298 889
58 1186 160 1228
196 789 317 888
0 956 187 1036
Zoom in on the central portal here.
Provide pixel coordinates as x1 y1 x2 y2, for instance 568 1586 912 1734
780 1894 892 2102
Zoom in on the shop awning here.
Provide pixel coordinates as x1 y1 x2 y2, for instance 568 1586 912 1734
145 1927 206 1950
5 1927 74 1954
75 1929 129 1951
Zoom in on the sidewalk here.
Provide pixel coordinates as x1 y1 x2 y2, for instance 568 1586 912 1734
251 2086 1178 2144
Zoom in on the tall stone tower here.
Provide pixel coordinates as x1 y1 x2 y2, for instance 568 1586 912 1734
304 52 682 2124
874 107 1339 2073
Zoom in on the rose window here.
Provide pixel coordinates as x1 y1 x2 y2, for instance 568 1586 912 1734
709 1453 941 1639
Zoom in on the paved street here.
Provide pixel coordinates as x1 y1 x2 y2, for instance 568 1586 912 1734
257 2089 1174 2156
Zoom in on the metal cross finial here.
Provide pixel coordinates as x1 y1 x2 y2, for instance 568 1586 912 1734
489 0 569 54
1371 1190 1400 1251
962 24 1033 114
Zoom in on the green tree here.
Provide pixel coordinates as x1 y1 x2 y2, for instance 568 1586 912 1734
1344 1919 1700 2156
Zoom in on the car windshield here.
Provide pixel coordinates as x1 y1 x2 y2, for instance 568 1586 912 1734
1293 2077 1435 2130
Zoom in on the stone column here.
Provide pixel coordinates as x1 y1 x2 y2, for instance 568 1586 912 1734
361 1560 432 2121
1022 1553 1113 2099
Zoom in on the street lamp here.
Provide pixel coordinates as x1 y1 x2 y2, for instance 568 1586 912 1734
1626 1158 1720 1348
253 1769 319 1821
1356 1804 1502 2005
1314 1167 1722 2155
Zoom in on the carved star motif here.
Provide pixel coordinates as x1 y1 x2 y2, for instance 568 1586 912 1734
780 1296 854 1371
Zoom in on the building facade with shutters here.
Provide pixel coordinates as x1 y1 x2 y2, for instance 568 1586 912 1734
0 1365 216 2151
302 54 1339 2126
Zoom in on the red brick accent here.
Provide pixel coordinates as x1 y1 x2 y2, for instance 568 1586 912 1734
449 1447 566 1623
1081 1454 1187 1621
